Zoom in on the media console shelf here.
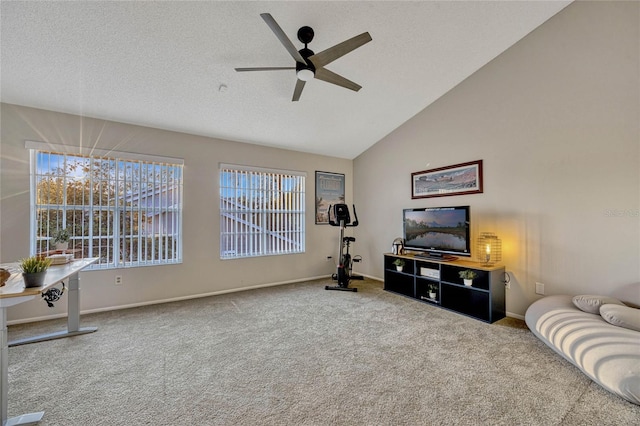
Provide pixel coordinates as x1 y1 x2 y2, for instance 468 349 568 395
384 253 506 323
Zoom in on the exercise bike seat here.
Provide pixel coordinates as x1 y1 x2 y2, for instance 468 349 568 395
343 236 356 242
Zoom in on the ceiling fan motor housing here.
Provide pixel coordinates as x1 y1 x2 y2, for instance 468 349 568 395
296 47 315 80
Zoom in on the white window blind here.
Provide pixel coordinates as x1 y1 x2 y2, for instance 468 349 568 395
220 164 306 259
30 148 183 269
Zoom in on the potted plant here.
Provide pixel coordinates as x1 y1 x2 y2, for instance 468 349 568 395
19 256 52 288
459 269 477 286
392 258 405 272
427 283 438 299
52 228 70 251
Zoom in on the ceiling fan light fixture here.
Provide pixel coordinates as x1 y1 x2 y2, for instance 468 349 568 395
296 68 314 81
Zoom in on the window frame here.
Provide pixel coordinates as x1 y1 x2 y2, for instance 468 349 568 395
219 163 306 259
27 141 184 270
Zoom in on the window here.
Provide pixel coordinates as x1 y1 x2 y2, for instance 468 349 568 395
29 144 183 269
220 164 305 259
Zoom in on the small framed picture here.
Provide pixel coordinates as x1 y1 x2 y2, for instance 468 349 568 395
315 171 345 224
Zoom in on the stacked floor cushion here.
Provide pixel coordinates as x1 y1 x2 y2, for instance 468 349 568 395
525 282 640 405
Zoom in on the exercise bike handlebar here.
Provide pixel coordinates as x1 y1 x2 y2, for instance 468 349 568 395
350 205 359 227
328 204 359 227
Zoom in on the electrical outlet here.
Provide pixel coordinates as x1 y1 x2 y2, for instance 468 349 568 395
115 275 123 286
535 282 545 295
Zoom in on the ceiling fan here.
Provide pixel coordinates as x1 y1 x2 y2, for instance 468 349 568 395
235 13 372 101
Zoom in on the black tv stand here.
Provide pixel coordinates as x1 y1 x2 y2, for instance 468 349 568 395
384 253 505 323
414 252 457 261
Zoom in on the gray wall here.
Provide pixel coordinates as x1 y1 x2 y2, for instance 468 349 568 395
0 105 352 322
353 1 640 318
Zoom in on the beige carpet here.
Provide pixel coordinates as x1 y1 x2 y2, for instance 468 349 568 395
7 278 640 425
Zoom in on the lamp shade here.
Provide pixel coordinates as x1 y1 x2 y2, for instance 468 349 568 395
477 232 502 265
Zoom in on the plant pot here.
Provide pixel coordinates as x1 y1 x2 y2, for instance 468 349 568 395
463 279 473 286
55 242 69 251
22 271 47 288
396 266 403 272
428 292 437 299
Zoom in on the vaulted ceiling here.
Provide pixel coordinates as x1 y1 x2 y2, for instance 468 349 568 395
1 1 571 159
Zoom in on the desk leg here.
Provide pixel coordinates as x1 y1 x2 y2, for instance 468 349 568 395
1 308 44 426
67 270 81 332
8 272 97 347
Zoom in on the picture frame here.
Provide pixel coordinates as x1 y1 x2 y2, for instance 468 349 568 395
315 171 345 224
411 160 483 199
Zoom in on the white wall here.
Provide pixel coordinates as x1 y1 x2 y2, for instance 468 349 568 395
0 104 352 322
353 1 640 317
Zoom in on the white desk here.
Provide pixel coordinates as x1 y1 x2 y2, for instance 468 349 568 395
0 258 98 426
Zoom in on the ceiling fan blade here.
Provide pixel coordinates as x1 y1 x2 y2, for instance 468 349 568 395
292 79 305 102
235 67 296 72
260 13 307 64
314 67 362 92
308 32 372 68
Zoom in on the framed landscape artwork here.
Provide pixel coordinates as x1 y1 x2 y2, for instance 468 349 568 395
411 160 483 199
315 171 345 224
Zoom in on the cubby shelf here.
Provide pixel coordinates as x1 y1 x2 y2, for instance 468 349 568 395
384 253 506 323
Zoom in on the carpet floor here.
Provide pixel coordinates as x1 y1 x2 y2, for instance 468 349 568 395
7 278 640 425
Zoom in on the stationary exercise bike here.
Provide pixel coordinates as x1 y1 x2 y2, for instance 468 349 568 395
325 204 363 292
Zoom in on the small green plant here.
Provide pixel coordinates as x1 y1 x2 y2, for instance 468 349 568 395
428 283 438 292
392 258 405 267
19 256 52 274
52 228 70 244
459 270 478 280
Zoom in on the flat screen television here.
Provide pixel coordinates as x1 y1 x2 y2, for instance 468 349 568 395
402 206 471 260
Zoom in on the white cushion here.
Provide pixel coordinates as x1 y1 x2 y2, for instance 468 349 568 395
600 304 640 332
572 294 625 314
526 295 640 406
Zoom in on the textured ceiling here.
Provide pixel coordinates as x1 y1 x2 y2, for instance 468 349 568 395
1 1 571 159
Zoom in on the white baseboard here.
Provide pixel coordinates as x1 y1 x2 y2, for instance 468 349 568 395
506 311 525 320
8 275 332 326
8 274 526 325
